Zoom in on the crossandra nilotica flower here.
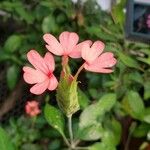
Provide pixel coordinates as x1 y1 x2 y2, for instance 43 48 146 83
81 41 117 73
23 50 58 95
43 31 92 58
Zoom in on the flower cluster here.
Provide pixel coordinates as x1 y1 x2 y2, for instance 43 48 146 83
23 31 117 95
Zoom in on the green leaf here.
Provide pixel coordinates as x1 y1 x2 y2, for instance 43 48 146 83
111 0 126 25
44 104 65 136
79 93 116 128
77 124 104 141
14 2 34 24
78 89 90 109
0 51 11 62
100 118 121 147
142 108 150 124
144 82 150 100
133 123 150 138
89 142 116 150
6 65 19 90
0 127 15 150
4 35 22 53
117 52 139 69
122 91 145 119
42 15 58 33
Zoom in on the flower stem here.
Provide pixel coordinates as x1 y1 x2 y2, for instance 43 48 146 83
62 133 70 147
74 63 85 80
68 115 73 145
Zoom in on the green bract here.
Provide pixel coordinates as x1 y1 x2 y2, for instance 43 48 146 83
56 73 80 117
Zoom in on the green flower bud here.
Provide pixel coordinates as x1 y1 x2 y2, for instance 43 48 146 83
56 72 80 117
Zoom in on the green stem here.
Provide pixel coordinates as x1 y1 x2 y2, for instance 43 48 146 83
68 115 73 145
62 133 70 147
74 63 84 80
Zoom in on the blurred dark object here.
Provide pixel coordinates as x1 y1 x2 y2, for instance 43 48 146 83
126 0 150 43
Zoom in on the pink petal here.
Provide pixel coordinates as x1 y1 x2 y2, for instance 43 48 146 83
86 41 105 63
84 63 113 73
59 31 79 54
97 52 117 68
69 40 92 58
84 52 117 73
48 75 58 90
23 66 48 84
44 52 55 72
27 50 49 74
81 43 91 62
43 33 63 56
30 79 50 95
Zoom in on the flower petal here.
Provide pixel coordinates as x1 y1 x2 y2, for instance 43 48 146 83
27 50 49 74
97 52 117 68
30 79 49 95
84 52 117 73
84 63 113 73
84 41 104 63
44 52 55 72
48 75 58 90
43 33 63 56
69 40 92 58
81 43 91 62
59 31 79 54
23 66 48 84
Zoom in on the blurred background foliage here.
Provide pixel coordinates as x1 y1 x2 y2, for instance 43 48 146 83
0 0 150 150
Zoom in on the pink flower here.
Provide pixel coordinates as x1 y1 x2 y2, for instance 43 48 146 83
81 41 117 73
25 100 41 117
23 50 58 95
43 31 92 58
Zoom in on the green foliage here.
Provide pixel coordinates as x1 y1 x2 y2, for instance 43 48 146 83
6 65 20 90
4 35 22 53
78 88 90 109
0 0 150 149
79 93 116 128
122 91 145 119
0 127 15 150
44 103 65 136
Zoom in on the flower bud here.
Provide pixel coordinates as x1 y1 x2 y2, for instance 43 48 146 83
56 72 80 117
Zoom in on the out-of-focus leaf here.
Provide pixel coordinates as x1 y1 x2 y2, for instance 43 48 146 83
122 91 145 119
89 142 116 150
78 88 90 109
111 0 126 25
128 71 143 85
77 124 104 141
4 35 22 53
15 2 34 24
144 82 150 100
22 143 42 150
142 108 150 124
6 65 20 90
86 26 117 42
117 52 139 69
44 104 65 136
0 127 15 150
42 15 58 33
0 51 11 62
137 57 150 65
133 123 150 138
79 93 116 128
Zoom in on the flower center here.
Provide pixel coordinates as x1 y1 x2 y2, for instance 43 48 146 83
47 72 52 78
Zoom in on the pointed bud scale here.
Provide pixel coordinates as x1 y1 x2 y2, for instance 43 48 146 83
56 72 80 117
